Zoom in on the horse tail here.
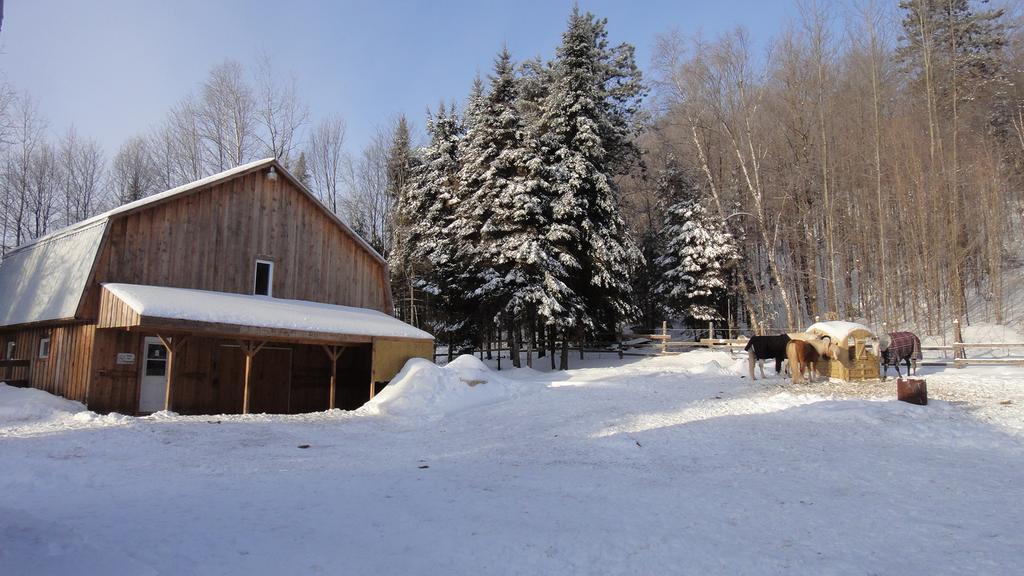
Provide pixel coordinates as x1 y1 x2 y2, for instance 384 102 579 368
912 334 922 360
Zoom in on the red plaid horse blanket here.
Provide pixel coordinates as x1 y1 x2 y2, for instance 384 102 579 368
884 331 922 362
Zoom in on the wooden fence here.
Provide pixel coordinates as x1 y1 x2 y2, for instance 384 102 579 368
647 321 1024 368
430 320 1024 371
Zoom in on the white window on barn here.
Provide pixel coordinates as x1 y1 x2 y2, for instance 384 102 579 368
5 341 14 360
38 334 51 359
254 259 274 296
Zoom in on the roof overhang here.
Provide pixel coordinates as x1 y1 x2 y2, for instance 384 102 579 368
98 284 432 346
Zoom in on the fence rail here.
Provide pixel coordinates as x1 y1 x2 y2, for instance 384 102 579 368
429 325 1024 370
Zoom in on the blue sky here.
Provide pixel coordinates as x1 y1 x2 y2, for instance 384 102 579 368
0 0 799 155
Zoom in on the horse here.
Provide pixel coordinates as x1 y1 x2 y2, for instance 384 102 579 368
744 334 790 380
879 331 922 380
786 339 822 383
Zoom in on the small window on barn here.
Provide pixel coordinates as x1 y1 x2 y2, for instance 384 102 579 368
38 335 51 359
5 341 15 360
254 259 273 296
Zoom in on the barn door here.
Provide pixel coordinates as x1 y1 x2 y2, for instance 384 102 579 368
138 337 168 413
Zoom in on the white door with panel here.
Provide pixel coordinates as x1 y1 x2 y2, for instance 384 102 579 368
138 337 168 413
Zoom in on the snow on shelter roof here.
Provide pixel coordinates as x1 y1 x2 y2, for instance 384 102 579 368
805 321 876 344
104 284 434 341
0 158 387 328
0 221 106 327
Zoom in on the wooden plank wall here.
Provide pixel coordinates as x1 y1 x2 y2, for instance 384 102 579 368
89 328 142 413
372 338 435 385
79 172 391 321
96 287 141 328
87 331 372 415
0 324 95 402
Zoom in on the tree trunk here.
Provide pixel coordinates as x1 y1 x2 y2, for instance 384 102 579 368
527 312 535 368
510 316 521 369
559 328 569 370
550 325 557 370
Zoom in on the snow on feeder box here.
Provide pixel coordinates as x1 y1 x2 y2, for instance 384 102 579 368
897 378 928 406
805 321 881 382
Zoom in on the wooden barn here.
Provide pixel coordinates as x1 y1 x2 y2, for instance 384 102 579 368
806 321 881 382
0 158 433 415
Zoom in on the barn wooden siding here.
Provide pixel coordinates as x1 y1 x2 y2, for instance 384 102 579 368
372 338 434 385
78 171 391 320
0 324 95 402
88 330 373 415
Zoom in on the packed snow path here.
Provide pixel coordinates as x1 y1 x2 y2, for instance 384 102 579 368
2 351 1022 575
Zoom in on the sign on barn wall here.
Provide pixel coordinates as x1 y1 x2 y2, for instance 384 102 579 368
116 353 136 365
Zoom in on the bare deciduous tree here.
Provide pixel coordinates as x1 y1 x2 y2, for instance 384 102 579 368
110 136 157 205
306 115 347 213
199 60 256 172
255 54 309 165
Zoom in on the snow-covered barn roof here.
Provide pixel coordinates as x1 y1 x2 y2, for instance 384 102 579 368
0 221 106 327
805 321 876 345
102 284 433 341
0 158 387 329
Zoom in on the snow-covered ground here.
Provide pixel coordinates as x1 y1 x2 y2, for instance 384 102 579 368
2 351 1023 575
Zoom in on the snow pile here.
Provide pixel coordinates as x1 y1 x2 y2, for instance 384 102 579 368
0 383 86 426
362 355 526 418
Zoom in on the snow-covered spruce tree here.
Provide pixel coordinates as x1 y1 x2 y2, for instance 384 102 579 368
654 160 738 324
453 48 578 367
538 6 645 349
400 102 471 353
387 116 419 321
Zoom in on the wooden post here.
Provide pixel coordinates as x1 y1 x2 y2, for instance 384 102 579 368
239 340 266 414
953 318 965 360
157 334 189 412
322 345 344 410
661 321 668 355
709 321 715 340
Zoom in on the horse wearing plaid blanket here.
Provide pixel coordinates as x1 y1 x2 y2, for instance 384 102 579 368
879 331 922 380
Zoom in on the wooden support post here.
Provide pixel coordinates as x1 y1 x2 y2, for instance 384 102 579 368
239 340 267 414
661 321 668 355
322 345 344 410
157 334 189 412
953 318 965 360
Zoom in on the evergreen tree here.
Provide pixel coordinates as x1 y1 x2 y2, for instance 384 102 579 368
387 115 419 320
386 116 414 202
289 151 309 188
897 0 1008 108
654 161 737 324
539 6 645 336
453 49 578 362
398 102 466 336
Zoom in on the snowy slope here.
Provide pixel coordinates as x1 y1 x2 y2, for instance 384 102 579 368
1 351 1023 575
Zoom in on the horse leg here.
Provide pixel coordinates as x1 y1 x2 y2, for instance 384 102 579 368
895 360 902 379
905 357 912 377
760 359 767 379
748 351 756 380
